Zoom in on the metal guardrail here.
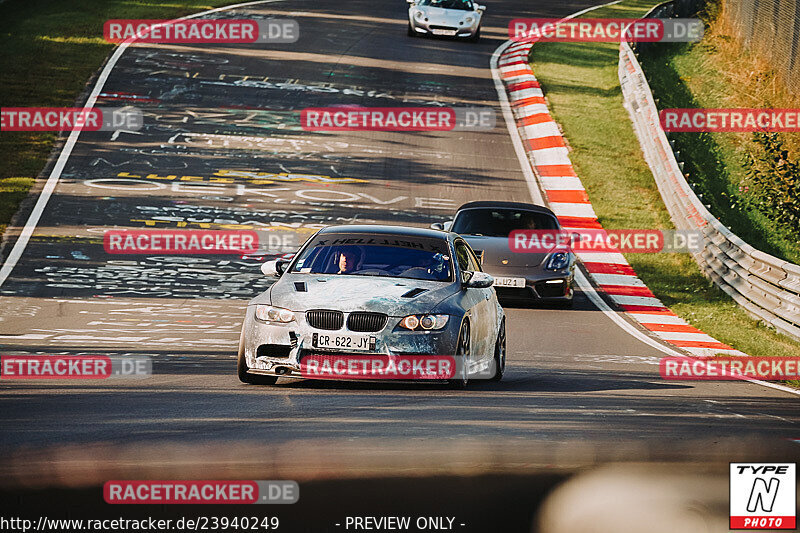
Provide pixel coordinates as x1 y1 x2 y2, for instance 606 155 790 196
618 1 800 341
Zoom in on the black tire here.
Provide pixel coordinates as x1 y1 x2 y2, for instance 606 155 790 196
470 26 480 42
408 22 415 37
448 320 470 389
237 333 278 385
491 318 506 381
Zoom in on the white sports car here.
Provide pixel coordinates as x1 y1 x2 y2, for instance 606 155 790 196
407 0 485 42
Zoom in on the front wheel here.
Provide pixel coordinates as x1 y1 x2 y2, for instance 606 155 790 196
491 318 506 381
469 26 481 42
407 22 415 37
448 320 470 389
237 333 278 385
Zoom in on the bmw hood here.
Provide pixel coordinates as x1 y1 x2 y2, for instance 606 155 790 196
255 275 459 315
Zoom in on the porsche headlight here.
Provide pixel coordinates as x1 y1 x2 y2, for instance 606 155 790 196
399 314 449 331
545 251 570 271
255 304 295 323
414 10 424 20
463 16 474 25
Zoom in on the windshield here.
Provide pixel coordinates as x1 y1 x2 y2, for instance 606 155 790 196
451 208 559 237
290 234 453 282
418 0 474 11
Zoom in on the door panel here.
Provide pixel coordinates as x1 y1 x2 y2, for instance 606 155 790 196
455 240 490 359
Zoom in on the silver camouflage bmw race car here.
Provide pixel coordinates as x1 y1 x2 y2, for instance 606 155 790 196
237 225 506 386
407 0 485 41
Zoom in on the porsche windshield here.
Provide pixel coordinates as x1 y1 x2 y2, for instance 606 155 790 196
290 234 454 282
418 0 474 11
451 208 559 237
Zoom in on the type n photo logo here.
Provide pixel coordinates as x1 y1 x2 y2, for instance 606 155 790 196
730 463 796 529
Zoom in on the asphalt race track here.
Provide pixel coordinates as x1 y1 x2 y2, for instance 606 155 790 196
0 0 798 531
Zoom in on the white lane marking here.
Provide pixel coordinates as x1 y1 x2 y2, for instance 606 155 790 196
629 313 687 325
508 87 544 99
575 269 682 357
606 295 663 307
548 202 597 218
522 122 562 138
591 273 646 286
575 252 630 264
540 176 585 190
0 0 285 289
652 331 720 343
514 103 551 117
491 1 800 398
528 146 571 165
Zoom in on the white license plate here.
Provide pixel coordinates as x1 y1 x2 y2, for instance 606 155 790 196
314 333 373 351
432 29 457 36
493 276 526 288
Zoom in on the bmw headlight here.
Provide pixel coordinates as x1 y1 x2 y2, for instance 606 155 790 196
399 314 449 331
255 304 295 323
545 251 570 271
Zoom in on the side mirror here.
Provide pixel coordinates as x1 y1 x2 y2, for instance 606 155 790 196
407 0 416 3
430 222 444 230
463 271 494 289
475 4 485 12
261 259 289 277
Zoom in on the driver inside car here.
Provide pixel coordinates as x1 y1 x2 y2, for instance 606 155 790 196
336 248 363 274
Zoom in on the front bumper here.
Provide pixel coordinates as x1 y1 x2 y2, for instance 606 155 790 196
488 267 574 301
409 16 479 38
241 307 461 378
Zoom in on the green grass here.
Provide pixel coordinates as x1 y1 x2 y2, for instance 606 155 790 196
529 0 800 365
0 0 249 235
640 41 800 263
0 177 35 235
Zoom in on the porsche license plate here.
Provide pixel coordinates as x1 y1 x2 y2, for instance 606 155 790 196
314 333 373 351
432 29 457 36
493 276 526 288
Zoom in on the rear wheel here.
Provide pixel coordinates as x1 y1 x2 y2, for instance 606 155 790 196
448 320 470 389
491 318 506 381
237 333 278 385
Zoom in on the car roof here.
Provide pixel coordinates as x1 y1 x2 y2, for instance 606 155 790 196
317 224 451 240
456 201 556 216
